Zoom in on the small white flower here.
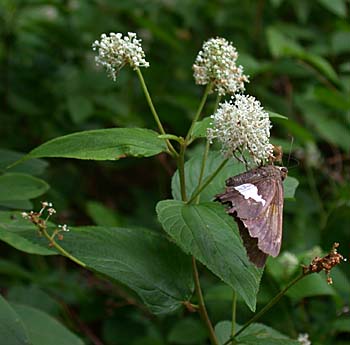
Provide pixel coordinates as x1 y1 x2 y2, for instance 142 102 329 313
207 94 273 165
193 37 248 95
47 208 56 215
21 212 29 219
298 333 311 345
92 32 149 81
58 224 70 232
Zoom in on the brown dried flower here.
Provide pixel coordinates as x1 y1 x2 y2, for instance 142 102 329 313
302 243 345 284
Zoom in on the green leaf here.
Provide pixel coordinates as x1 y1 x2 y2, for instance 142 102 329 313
0 295 31 345
318 0 347 17
332 32 350 55
0 212 56 255
267 111 288 120
0 200 33 210
0 149 48 175
8 286 61 315
267 27 339 84
156 200 262 312
12 303 84 345
286 274 336 300
284 176 299 199
0 173 49 201
215 320 232 345
24 128 167 161
192 117 212 139
172 151 245 202
86 201 122 226
0 213 193 314
167 318 207 344
300 102 350 151
332 318 350 333
236 323 300 345
215 322 299 345
67 95 94 124
61 226 193 314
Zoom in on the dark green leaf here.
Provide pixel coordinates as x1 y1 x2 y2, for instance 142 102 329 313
24 128 167 161
284 176 299 199
156 200 262 311
0 212 56 255
0 213 193 314
12 303 84 345
268 111 288 120
215 320 232 345
267 27 339 83
0 149 48 175
0 295 31 345
86 201 122 226
286 274 336 300
215 322 299 345
236 323 300 344
67 95 94 124
332 318 350 333
0 173 49 201
167 318 207 344
318 0 347 17
192 117 212 139
60 226 193 314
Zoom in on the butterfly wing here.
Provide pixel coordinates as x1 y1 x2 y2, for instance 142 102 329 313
216 175 284 264
242 177 284 257
236 218 268 268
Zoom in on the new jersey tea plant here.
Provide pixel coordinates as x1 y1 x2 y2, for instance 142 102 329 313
0 32 346 345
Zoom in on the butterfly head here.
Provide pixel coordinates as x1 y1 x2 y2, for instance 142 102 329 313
277 166 288 181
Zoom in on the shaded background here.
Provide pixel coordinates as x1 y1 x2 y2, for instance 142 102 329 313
1 1 349 344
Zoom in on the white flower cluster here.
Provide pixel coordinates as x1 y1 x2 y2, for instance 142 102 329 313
92 32 149 81
207 94 273 165
298 333 311 345
193 37 248 96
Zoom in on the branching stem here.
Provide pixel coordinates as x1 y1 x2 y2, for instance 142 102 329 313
40 225 87 268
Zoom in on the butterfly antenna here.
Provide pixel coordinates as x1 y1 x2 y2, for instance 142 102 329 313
287 135 294 167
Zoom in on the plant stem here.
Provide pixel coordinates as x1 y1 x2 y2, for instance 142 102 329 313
195 140 210 204
40 226 87 268
178 142 187 202
231 290 237 344
192 257 219 345
213 94 222 113
185 83 212 144
187 158 229 204
223 273 305 345
136 68 178 157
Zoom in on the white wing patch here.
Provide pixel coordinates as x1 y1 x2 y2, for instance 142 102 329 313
234 183 266 206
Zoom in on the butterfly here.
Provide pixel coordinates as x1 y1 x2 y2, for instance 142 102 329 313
215 165 288 268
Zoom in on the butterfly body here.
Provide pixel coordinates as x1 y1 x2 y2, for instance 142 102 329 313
215 165 287 267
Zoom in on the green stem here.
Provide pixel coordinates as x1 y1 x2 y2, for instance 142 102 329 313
136 68 177 157
223 273 305 345
40 226 87 268
231 290 237 344
178 141 187 202
213 94 222 113
185 83 212 144
192 257 219 345
195 140 210 204
187 158 229 204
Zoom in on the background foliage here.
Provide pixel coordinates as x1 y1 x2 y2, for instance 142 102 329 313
0 0 349 344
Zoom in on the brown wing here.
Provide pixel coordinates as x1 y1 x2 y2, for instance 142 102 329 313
216 177 284 265
236 218 268 268
216 178 277 220
242 178 284 257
